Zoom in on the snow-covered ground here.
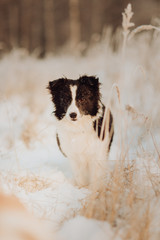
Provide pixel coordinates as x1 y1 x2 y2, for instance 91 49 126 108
1 29 160 239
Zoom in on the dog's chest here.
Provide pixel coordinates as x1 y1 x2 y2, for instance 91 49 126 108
56 117 98 158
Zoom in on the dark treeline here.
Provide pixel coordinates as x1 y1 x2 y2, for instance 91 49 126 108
0 0 159 56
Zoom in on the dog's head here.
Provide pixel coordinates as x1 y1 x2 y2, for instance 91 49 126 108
47 75 101 121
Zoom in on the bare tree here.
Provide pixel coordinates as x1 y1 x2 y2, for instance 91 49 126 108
69 0 80 47
44 0 55 53
8 0 19 49
0 1 10 52
29 0 45 55
18 0 32 50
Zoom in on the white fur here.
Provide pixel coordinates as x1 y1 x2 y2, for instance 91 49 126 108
66 86 81 120
56 114 108 187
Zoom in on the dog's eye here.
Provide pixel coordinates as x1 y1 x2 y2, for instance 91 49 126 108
89 95 94 101
60 96 66 103
60 97 64 103
60 94 71 105
77 91 85 99
77 94 83 100
77 93 94 101
77 96 85 103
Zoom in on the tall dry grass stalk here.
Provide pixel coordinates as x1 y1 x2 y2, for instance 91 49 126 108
128 25 160 40
122 3 160 58
122 3 134 59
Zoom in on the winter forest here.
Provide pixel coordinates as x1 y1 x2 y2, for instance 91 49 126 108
0 0 160 55
1 0 160 240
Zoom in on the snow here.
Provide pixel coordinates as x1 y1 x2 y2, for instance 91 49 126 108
57 216 121 240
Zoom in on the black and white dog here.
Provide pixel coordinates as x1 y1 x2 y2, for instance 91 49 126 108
48 75 114 186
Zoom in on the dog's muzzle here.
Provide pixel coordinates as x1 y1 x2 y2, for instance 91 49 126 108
69 112 77 121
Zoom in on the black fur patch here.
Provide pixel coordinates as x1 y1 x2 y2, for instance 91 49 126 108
56 133 67 157
47 78 72 120
76 76 100 116
93 105 114 150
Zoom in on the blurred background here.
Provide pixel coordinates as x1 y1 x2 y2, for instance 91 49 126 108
0 0 160 57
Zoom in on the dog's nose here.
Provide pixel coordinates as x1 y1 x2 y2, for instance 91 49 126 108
69 112 77 120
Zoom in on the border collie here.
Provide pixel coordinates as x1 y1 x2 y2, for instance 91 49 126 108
48 75 114 186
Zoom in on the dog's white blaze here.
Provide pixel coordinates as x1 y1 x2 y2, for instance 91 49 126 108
66 85 81 120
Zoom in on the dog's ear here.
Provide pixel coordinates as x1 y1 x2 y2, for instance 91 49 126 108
47 78 66 92
79 75 99 86
48 79 59 91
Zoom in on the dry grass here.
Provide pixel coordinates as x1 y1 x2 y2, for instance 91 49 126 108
17 175 51 193
21 116 42 148
80 159 154 239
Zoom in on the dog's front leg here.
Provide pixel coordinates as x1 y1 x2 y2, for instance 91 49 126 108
70 157 90 187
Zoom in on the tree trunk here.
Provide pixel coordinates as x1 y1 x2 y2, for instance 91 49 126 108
69 0 80 47
44 0 55 53
8 1 19 48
